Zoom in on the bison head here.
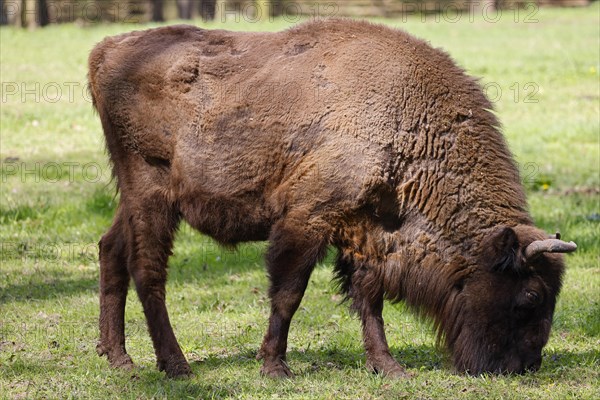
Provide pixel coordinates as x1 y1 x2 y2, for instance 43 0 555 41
444 225 576 375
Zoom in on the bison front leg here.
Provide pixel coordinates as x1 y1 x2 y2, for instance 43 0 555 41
257 220 328 378
97 205 134 369
341 258 409 378
126 196 191 378
357 292 409 377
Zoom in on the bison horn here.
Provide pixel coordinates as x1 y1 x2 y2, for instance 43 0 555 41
524 238 577 261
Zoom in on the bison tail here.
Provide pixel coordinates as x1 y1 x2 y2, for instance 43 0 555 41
88 36 112 112
87 38 122 193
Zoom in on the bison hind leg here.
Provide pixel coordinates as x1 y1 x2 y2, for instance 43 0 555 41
97 205 135 370
125 194 191 378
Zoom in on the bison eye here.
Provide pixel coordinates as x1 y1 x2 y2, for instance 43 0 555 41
515 289 543 315
525 290 539 305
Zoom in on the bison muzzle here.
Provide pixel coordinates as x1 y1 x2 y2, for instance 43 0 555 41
88 19 576 378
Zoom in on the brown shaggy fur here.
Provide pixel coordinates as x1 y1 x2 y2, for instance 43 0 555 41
89 19 566 378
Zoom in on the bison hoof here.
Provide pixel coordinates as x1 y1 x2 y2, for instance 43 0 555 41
97 342 135 370
260 359 294 378
110 354 135 370
383 366 413 378
367 359 411 378
158 356 193 378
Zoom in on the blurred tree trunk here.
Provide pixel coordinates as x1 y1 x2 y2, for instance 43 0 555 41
38 0 48 25
269 0 284 17
177 0 193 19
23 0 48 28
152 0 164 22
474 0 497 11
199 0 217 21
24 0 35 27
373 0 388 17
0 0 7 25
256 0 270 21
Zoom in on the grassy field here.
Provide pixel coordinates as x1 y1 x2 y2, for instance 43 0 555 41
1 3 599 399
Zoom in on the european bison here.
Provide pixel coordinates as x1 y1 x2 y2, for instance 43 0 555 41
89 19 576 378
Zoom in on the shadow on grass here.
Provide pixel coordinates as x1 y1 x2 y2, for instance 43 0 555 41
185 346 600 378
4 359 238 399
187 344 445 376
542 347 600 372
0 271 97 304
129 347 599 398
556 305 600 338
167 238 343 286
5 347 597 398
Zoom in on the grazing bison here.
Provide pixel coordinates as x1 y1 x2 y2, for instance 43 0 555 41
89 19 576 378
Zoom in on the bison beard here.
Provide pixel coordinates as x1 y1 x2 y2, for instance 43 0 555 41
88 19 576 378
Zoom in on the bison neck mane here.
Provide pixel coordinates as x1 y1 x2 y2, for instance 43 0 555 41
334 118 534 353
335 216 489 362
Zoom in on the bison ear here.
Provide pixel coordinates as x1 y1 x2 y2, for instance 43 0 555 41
483 226 525 274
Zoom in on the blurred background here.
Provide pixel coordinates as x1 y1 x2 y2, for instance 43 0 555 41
1 0 595 28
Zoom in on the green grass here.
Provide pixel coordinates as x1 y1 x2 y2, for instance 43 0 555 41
1 4 599 399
